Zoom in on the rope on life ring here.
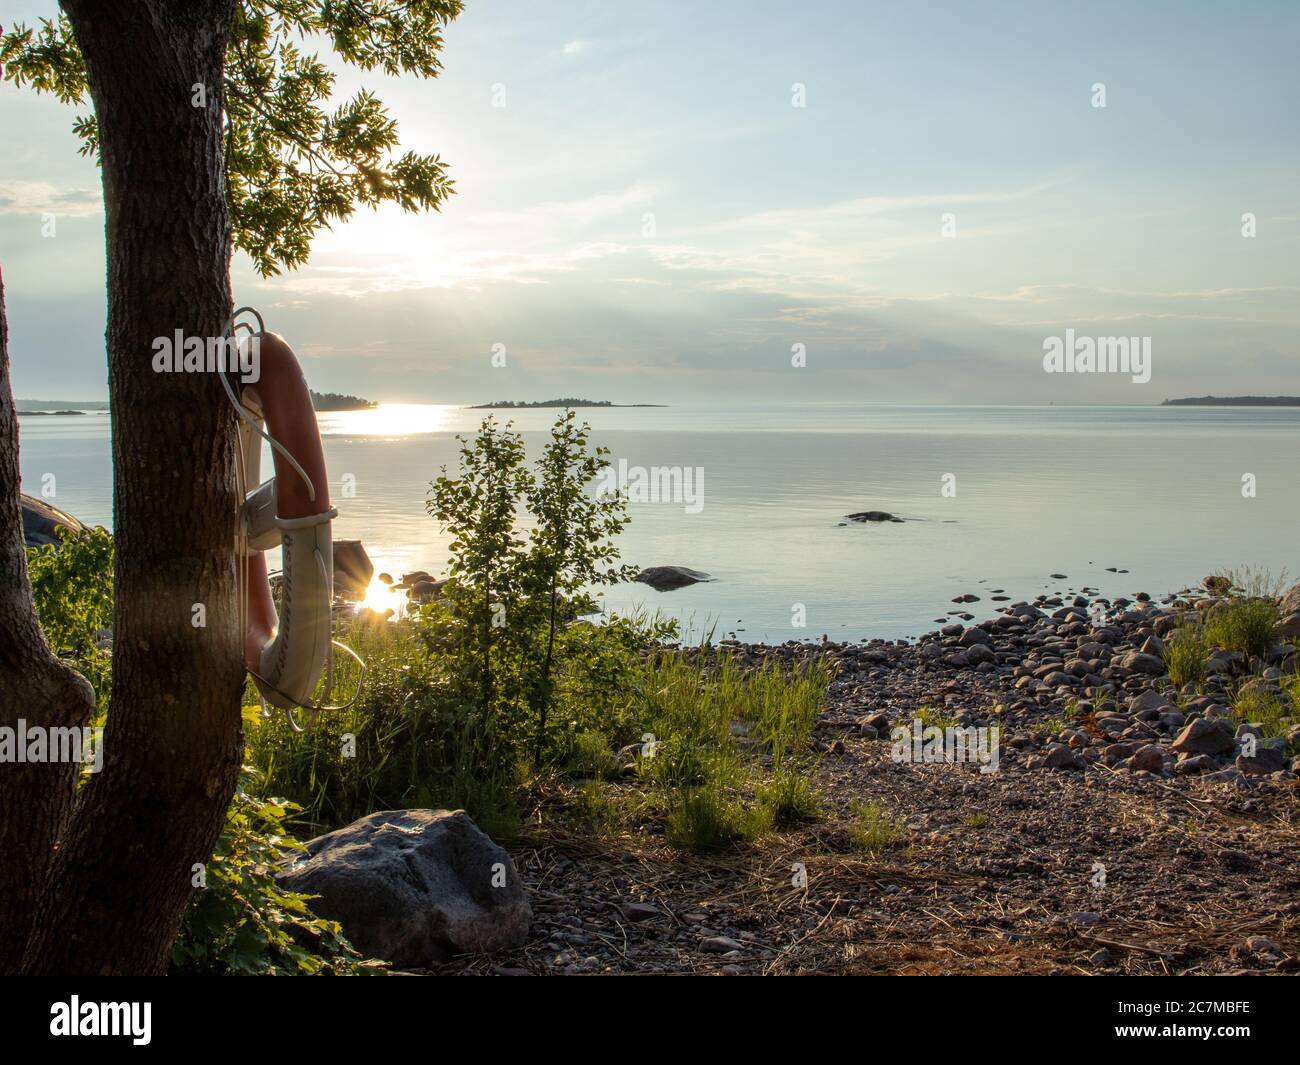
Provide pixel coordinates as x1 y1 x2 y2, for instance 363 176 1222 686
220 306 366 730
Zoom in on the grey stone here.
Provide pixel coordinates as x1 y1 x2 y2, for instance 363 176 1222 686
1128 690 1173 714
1237 742 1286 775
846 510 904 523
277 809 531 966
1118 651 1166 676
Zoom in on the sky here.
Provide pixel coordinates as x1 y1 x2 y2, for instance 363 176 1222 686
0 0 1297 404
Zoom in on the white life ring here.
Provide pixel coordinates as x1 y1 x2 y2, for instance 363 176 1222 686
221 313 362 727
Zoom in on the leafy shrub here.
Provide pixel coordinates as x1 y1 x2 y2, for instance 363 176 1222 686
26 526 113 709
171 769 381 975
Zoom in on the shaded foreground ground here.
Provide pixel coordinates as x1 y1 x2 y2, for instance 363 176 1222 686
436 704 1300 976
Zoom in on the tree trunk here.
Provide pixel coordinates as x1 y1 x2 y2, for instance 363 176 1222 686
22 0 244 975
0 273 98 974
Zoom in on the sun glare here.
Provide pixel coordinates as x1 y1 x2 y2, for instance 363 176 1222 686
357 575 407 616
317 403 455 438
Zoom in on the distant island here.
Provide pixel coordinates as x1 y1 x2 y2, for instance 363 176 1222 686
16 409 88 416
1162 396 1300 407
310 391 377 411
471 398 665 409
16 399 107 412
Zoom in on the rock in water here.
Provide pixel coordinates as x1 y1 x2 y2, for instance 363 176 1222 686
408 578 447 603
846 510 904 523
332 539 374 599
635 565 711 591
20 493 88 548
276 809 531 966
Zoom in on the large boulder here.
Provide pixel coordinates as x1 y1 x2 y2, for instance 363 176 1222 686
635 565 711 591
277 809 531 966
20 493 88 548
332 539 374 599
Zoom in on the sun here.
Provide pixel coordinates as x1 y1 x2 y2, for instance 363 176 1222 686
357 575 407 616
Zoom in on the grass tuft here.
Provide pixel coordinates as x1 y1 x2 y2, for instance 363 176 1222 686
847 801 906 855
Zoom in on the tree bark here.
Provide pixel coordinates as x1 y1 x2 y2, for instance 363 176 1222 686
21 0 245 975
0 273 98 974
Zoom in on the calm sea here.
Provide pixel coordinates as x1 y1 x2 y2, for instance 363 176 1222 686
17 404 1300 642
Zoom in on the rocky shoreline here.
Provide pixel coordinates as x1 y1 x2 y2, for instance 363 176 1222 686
751 582 1300 786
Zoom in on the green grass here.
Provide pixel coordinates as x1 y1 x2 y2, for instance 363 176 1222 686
756 763 823 825
636 649 834 851
962 811 989 829
847 801 906 855
913 705 958 730
1203 598 1278 660
1164 625 1208 687
245 616 520 839
665 784 773 851
1032 714 1071 738
565 730 618 780
247 620 835 854
1231 682 1293 740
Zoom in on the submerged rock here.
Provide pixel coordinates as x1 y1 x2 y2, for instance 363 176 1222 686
277 809 531 967
846 510 904 523
635 565 711 591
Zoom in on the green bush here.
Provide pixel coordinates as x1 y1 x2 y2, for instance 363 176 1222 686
171 769 381 975
423 412 645 774
1231 682 1292 740
27 526 113 710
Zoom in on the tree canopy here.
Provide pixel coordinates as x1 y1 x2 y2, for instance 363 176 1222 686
1 0 463 275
